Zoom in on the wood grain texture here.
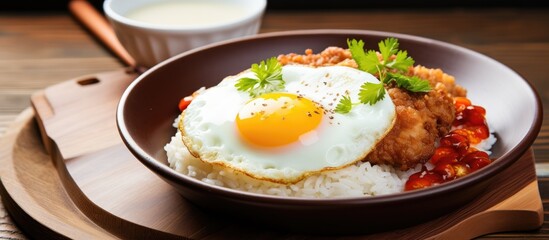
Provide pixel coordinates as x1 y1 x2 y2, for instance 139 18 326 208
1 8 549 239
0 108 543 239
0 109 115 239
31 70 137 158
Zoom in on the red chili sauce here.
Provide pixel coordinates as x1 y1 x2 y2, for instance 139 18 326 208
405 97 492 191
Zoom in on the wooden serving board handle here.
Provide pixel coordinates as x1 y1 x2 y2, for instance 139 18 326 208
31 69 137 159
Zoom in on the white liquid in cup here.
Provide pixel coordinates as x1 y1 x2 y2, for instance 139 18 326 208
124 0 247 27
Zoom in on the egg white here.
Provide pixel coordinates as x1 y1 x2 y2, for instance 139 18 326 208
180 65 396 184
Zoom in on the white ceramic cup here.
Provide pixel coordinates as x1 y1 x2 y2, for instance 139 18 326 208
103 0 266 68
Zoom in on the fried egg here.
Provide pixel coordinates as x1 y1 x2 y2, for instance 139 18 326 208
180 65 396 184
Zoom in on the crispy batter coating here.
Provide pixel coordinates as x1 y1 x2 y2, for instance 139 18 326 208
279 48 466 170
367 84 455 170
368 67 465 170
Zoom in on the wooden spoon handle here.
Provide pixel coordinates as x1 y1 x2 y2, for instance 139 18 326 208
69 0 136 67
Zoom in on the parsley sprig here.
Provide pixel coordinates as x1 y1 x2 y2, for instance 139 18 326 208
235 57 285 97
334 95 353 114
335 38 431 114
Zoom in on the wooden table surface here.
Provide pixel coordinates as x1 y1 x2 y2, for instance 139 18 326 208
1 7 548 239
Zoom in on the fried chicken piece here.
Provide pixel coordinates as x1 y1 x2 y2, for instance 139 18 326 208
366 84 456 170
363 65 466 170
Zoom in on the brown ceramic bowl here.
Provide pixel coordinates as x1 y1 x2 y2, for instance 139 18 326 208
117 30 542 234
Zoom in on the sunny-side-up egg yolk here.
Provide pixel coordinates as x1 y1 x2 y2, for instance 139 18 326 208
179 65 396 184
236 92 323 148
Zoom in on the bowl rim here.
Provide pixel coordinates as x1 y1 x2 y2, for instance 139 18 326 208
103 0 267 33
117 29 543 205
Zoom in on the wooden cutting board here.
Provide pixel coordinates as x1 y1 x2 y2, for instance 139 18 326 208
0 71 543 239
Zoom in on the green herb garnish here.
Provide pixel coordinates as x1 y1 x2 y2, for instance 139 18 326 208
335 38 431 114
384 72 431 93
359 81 387 105
235 57 284 97
334 95 353 114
